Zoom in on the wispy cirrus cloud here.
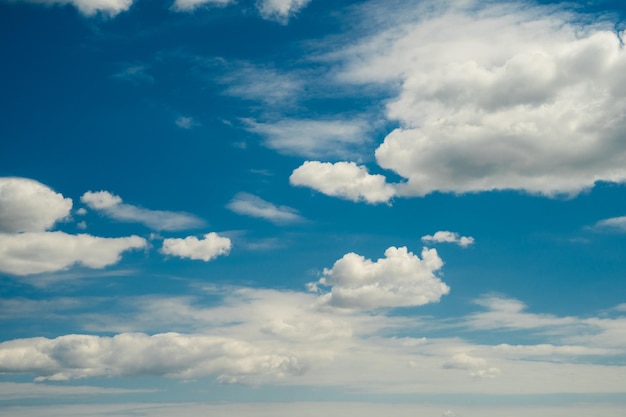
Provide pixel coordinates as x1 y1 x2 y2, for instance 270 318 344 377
227 193 304 224
11 0 133 16
81 190 205 231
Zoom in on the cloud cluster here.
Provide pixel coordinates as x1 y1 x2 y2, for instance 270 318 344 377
0 178 72 233
290 161 396 204
422 231 474 247
81 191 205 231
329 1 626 197
256 0 311 24
161 232 231 261
310 246 449 310
0 332 306 382
227 193 303 224
0 178 147 276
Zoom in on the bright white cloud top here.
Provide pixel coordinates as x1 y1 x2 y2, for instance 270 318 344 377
290 161 396 204
0 177 72 233
160 232 231 261
81 191 205 231
0 232 146 275
311 246 449 309
422 231 475 247
13 0 133 16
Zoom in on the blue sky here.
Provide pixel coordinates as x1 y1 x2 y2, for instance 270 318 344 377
1 0 626 415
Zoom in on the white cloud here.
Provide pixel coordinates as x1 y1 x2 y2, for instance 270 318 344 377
245 119 370 159
14 0 133 16
290 161 396 204
0 232 146 276
0 332 306 382
256 0 311 24
0 177 72 233
442 353 486 370
170 0 232 12
161 232 231 261
227 193 303 224
333 1 626 197
81 190 205 231
311 246 449 310
592 215 626 232
175 116 199 129
422 231 475 247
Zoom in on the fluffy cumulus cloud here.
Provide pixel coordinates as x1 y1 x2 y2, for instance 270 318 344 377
310 246 449 310
15 0 133 16
245 119 370 159
0 332 306 382
0 232 146 275
422 231 474 247
161 232 231 261
290 161 396 204
333 0 626 197
81 191 205 231
256 0 310 24
227 193 303 224
0 177 72 233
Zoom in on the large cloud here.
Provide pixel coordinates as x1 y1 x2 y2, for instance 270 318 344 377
310 246 449 310
0 332 306 382
0 177 72 233
0 232 146 275
14 0 133 16
290 161 396 204
161 232 231 261
333 1 626 197
81 191 205 231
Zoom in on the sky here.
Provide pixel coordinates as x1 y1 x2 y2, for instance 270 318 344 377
1 0 626 416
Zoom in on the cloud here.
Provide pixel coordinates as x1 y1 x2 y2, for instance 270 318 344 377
422 231 475 247
13 0 133 16
256 0 311 24
0 332 306 382
170 0 232 12
0 231 146 275
592 215 626 232
290 161 396 204
227 193 303 224
0 177 72 233
245 119 370 159
161 232 231 261
310 246 449 310
81 191 205 231
442 353 486 370
112 65 154 84
221 64 302 105
175 116 199 129
333 1 626 197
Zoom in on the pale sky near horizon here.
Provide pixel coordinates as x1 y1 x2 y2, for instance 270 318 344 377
1 0 626 416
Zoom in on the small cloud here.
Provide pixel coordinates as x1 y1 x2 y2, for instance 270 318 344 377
76 221 87 230
112 65 154 85
470 367 501 379
421 231 475 247
227 193 303 225
170 0 232 12
12 0 133 17
442 353 486 370
160 233 232 261
76 208 87 216
175 116 199 129
592 216 626 232
256 0 311 24
81 191 205 231
290 161 396 204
